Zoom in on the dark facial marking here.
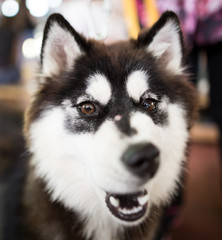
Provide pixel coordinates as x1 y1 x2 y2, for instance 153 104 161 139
115 114 137 137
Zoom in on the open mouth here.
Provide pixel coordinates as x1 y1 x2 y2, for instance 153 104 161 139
105 190 149 222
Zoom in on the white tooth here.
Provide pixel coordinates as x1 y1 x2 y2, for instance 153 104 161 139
119 208 130 214
109 196 120 208
119 206 143 215
131 208 137 214
138 194 149 206
132 206 142 214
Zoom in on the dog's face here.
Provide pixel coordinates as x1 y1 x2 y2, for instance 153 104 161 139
26 12 197 236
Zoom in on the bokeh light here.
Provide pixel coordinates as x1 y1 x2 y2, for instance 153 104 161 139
26 0 49 18
22 36 42 59
1 0 19 17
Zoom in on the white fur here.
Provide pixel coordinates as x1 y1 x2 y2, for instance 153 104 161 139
130 104 188 206
42 22 82 76
29 108 118 240
29 97 188 239
147 20 183 74
86 73 112 105
126 70 149 102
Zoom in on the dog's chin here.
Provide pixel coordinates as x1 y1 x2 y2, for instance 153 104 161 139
104 189 150 226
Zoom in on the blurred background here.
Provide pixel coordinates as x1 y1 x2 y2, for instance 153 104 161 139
0 0 221 239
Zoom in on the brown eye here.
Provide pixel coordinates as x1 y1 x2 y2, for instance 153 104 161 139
78 102 96 116
141 99 157 111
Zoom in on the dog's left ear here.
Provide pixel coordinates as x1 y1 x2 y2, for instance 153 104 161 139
136 11 184 74
40 13 89 77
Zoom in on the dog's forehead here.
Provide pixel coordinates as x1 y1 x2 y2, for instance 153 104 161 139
73 42 153 94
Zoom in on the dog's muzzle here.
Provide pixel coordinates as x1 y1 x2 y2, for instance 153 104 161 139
105 143 159 222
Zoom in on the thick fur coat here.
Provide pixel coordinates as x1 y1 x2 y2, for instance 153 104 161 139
19 11 198 240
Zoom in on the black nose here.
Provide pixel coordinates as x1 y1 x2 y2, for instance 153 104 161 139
122 143 160 179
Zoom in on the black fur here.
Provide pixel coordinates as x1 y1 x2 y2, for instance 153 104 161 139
27 12 196 137
29 40 193 135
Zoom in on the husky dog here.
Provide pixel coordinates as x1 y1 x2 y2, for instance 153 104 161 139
21 11 198 240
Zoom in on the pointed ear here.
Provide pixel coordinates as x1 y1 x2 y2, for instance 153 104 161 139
137 11 184 74
41 14 89 77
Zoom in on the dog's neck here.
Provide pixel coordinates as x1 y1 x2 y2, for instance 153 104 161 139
21 165 162 240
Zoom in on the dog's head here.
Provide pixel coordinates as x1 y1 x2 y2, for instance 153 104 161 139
25 11 197 234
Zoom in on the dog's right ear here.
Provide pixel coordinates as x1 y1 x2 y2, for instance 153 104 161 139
136 11 184 75
41 14 89 77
